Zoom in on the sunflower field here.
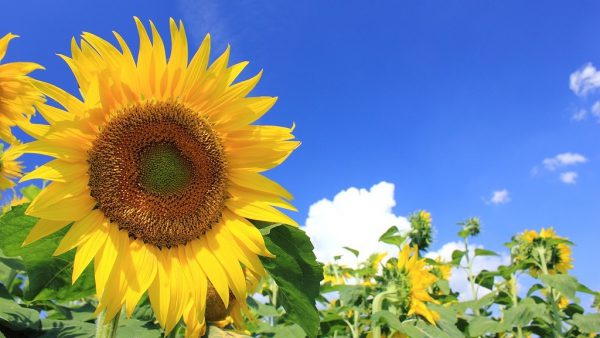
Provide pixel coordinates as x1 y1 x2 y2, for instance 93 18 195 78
1 18 599 338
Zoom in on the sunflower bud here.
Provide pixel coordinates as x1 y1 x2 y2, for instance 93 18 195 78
408 210 433 251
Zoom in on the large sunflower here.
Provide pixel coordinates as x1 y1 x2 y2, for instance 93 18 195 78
0 144 23 191
0 33 43 144
20 18 299 336
384 244 440 324
518 227 573 276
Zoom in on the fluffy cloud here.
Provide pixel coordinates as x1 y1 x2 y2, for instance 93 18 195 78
487 189 510 205
303 181 410 265
570 63 600 96
560 171 578 184
426 242 510 300
542 152 587 171
571 109 587 121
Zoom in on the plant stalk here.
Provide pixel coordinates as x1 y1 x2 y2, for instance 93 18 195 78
537 248 562 338
95 309 121 338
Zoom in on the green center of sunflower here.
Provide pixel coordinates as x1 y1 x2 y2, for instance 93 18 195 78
87 102 228 248
138 142 193 196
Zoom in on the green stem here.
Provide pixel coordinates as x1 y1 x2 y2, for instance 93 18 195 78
537 247 562 337
463 237 479 305
510 274 523 338
95 309 121 338
371 290 395 338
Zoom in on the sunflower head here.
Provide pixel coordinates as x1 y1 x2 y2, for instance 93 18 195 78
382 244 440 324
21 17 298 335
0 33 44 144
0 144 23 192
458 217 481 238
514 227 573 276
408 210 433 251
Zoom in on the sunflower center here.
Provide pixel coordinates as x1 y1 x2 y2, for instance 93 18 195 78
138 142 193 196
87 102 228 248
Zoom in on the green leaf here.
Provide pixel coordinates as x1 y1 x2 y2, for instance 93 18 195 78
474 270 496 290
38 319 95 338
467 316 504 337
0 205 95 302
342 246 359 258
338 285 366 305
452 292 496 313
474 248 499 257
539 274 580 303
428 304 463 337
502 298 548 328
207 325 252 337
20 185 41 201
378 226 405 248
0 296 41 332
451 249 466 265
259 223 323 338
116 318 161 337
569 313 600 333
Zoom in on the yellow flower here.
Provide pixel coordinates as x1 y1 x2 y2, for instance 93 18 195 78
20 18 298 336
430 257 451 280
0 145 23 191
518 227 573 276
396 244 440 324
0 33 43 144
323 263 352 285
2 191 29 213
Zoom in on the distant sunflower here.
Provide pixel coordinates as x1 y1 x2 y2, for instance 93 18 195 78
518 227 573 276
0 145 23 191
0 33 43 144
391 244 440 324
20 18 298 336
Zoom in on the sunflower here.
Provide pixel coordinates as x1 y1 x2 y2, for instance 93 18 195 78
517 227 573 276
385 244 440 324
0 144 23 192
0 33 43 144
20 18 298 336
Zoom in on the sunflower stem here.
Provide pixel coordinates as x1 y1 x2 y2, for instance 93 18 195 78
371 290 395 338
95 309 121 338
537 247 563 337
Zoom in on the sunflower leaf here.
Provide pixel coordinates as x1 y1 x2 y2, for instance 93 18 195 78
0 204 95 302
258 223 323 338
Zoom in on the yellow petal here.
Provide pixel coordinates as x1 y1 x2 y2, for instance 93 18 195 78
226 199 298 227
190 237 230 308
72 223 109 283
54 209 105 255
22 219 71 246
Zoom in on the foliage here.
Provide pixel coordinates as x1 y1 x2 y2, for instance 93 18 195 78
1 193 598 337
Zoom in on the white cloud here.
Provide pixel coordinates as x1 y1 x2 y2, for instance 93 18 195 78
303 181 410 265
570 63 600 96
427 242 510 300
542 152 588 171
592 101 600 118
572 109 587 121
487 189 510 205
560 171 578 184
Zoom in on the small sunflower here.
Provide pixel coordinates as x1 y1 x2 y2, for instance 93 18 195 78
385 244 440 324
323 263 352 285
517 227 573 276
20 18 298 336
0 144 23 192
0 33 43 144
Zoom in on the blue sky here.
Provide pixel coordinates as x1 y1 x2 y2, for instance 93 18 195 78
2 1 600 295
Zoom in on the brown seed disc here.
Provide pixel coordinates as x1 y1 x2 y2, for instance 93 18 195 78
87 102 228 247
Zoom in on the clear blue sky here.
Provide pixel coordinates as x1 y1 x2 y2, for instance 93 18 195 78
2 1 599 291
